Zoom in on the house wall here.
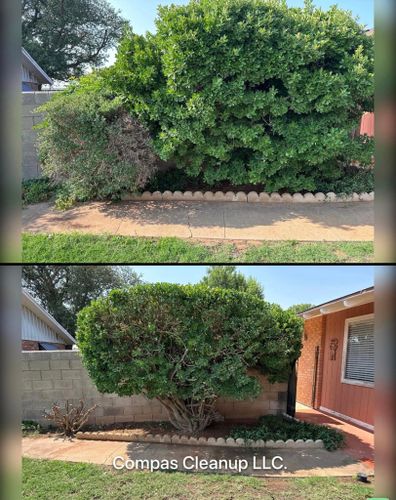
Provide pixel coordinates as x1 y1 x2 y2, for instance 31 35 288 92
359 112 374 137
22 351 287 427
22 304 67 345
22 91 55 179
296 316 326 407
297 302 374 428
320 302 374 427
22 64 39 85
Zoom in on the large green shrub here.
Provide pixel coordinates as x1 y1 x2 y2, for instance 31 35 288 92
76 284 302 432
36 78 160 201
112 0 374 191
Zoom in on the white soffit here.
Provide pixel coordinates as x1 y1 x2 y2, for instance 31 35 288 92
302 289 374 319
21 289 76 344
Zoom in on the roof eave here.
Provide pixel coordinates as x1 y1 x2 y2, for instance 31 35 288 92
300 289 374 319
21 289 76 344
22 47 53 86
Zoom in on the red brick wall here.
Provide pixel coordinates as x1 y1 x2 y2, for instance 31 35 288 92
22 341 66 351
22 340 39 351
296 316 325 407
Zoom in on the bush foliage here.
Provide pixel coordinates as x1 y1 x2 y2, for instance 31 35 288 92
36 82 160 201
77 284 303 432
111 0 374 192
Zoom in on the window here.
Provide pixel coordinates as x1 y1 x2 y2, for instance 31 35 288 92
342 315 374 387
39 342 60 351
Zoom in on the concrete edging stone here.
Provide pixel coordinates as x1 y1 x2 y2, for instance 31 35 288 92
76 431 324 449
121 190 374 203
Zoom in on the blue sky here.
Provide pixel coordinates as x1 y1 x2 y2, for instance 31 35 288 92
109 0 374 35
131 266 375 308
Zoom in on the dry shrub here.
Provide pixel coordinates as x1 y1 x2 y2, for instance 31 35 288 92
43 400 98 437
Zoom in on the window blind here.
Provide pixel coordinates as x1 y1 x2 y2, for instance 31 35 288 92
345 319 374 383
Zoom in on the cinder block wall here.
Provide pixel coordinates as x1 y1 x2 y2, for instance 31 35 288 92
22 91 55 179
216 369 287 421
22 351 287 427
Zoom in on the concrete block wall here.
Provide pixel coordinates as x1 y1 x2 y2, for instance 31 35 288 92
216 369 287 420
22 351 287 427
22 91 55 179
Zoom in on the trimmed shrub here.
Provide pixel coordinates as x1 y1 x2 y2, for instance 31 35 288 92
112 0 374 192
36 80 160 202
77 284 303 432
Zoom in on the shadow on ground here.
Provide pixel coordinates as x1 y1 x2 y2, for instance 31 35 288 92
22 200 374 242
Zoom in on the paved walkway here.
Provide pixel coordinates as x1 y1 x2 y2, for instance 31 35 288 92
23 436 372 477
22 200 374 242
295 403 374 471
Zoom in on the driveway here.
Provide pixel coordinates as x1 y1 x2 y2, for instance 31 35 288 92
22 200 374 242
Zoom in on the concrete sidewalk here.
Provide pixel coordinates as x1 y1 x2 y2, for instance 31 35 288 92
22 200 374 242
23 436 372 477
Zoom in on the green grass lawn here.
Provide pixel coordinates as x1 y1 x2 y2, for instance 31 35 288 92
22 458 374 500
22 233 374 263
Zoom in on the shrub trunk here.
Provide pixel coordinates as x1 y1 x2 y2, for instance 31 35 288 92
157 396 223 433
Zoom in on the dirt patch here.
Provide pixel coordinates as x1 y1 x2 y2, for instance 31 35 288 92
81 420 258 440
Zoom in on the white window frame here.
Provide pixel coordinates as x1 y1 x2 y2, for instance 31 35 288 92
341 313 374 388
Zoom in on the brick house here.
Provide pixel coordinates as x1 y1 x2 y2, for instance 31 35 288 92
296 287 374 430
22 289 75 350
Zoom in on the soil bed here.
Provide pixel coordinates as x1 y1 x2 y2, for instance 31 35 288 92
82 420 257 439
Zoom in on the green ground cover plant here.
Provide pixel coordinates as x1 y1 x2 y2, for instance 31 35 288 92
229 415 345 451
22 420 42 436
145 165 374 195
22 233 374 263
76 284 302 432
22 177 55 205
22 458 374 499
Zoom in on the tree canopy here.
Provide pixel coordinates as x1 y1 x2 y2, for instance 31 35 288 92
200 265 264 298
22 266 141 334
77 283 302 432
22 0 128 80
287 303 315 314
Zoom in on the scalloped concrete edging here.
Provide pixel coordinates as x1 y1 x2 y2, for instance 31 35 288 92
76 431 324 449
121 190 374 203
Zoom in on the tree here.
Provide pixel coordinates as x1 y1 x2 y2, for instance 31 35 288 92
287 303 315 314
112 0 374 191
200 266 264 298
22 266 141 334
76 284 302 432
22 0 128 81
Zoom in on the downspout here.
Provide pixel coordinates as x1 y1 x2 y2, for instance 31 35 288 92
286 360 297 417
